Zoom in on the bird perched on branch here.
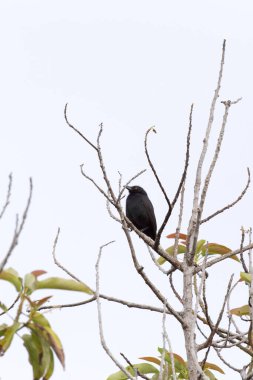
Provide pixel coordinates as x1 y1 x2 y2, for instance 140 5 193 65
126 185 157 240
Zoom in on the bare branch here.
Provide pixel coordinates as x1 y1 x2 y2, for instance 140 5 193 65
51 227 83 283
96 123 117 204
0 173 12 220
201 168 250 224
199 275 233 368
80 164 114 205
117 169 147 204
169 272 183 304
121 221 184 325
64 103 98 151
196 242 253 273
240 226 249 273
0 178 33 272
199 97 243 226
173 180 186 257
95 240 135 380
39 293 172 315
144 126 171 208
154 104 193 250
120 353 149 380
187 40 226 264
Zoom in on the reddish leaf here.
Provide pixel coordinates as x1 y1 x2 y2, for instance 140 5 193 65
31 270 47 278
166 232 188 240
139 356 161 365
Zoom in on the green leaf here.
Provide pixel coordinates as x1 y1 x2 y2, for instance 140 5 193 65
203 362 225 374
106 363 159 380
196 240 206 254
240 272 251 283
229 304 249 316
23 331 52 380
204 368 218 380
0 302 8 313
0 268 22 291
158 348 188 377
0 324 8 337
158 245 186 265
32 312 51 328
201 243 239 262
35 277 93 295
24 273 37 293
43 348 54 379
0 322 20 355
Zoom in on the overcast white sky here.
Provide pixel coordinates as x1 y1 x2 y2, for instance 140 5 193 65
1 1 253 379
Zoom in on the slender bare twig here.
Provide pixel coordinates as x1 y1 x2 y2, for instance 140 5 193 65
199 276 233 370
159 303 167 380
240 226 249 273
64 103 97 151
147 245 168 275
201 168 250 224
154 104 193 250
117 169 147 204
121 222 184 325
124 215 182 271
120 353 150 380
173 181 186 258
38 293 173 315
0 178 33 272
106 196 121 223
95 240 135 380
248 228 253 351
194 242 253 273
144 126 171 208
187 40 226 265
169 273 183 304
97 123 117 204
80 164 114 205
51 227 83 283
163 305 177 380
0 173 12 220
0 293 20 316
214 347 241 373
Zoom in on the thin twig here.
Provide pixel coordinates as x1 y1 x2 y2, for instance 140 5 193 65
0 173 12 220
240 226 249 273
154 104 193 250
194 242 253 273
80 164 114 205
201 168 250 224
38 293 172 315
64 103 98 151
117 169 147 204
121 222 184 325
96 123 117 204
144 126 171 208
173 180 186 257
147 245 168 275
120 353 150 380
0 293 20 316
187 40 226 264
96 240 135 380
0 178 33 272
169 273 183 304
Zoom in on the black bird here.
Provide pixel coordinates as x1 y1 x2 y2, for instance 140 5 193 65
126 185 157 240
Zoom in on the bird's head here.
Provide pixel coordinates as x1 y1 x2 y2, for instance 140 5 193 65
126 185 147 195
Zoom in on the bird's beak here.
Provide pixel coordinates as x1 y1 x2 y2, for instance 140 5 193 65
126 186 132 192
